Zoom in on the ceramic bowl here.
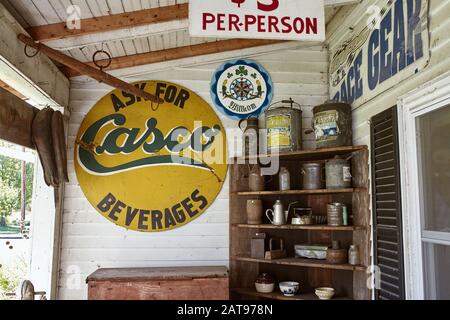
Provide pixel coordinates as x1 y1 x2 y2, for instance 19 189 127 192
315 287 335 300
279 282 300 296
255 282 275 293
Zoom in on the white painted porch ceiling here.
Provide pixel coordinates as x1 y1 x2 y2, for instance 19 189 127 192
0 0 341 63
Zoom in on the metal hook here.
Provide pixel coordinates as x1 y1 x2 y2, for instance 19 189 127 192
24 44 40 58
92 48 112 71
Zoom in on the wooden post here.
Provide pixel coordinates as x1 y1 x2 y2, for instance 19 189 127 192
17 34 163 104
20 156 26 234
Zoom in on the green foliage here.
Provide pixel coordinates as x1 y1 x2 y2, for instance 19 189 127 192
0 155 34 217
0 255 29 300
0 184 19 218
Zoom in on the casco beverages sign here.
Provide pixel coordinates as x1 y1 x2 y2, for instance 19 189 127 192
74 81 228 232
189 0 325 41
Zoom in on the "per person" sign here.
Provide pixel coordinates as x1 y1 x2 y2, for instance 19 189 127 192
189 0 326 41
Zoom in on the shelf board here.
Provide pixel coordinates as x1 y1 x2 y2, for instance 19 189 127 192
232 256 366 271
232 288 350 301
233 224 365 231
234 145 367 162
233 188 365 196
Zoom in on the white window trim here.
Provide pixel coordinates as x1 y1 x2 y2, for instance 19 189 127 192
397 72 450 300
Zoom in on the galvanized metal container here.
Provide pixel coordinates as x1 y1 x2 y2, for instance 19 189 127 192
325 156 352 189
265 98 302 154
327 203 344 226
312 101 352 149
301 162 324 190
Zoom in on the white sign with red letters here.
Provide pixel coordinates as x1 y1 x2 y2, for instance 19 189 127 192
189 0 326 41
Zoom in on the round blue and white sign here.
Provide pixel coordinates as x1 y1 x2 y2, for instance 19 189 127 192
211 59 273 120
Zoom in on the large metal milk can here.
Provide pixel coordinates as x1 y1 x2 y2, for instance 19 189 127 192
325 156 352 189
265 98 302 154
312 101 352 149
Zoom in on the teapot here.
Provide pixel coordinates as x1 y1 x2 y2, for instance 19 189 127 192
266 200 285 225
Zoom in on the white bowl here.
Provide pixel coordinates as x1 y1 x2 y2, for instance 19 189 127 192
279 282 300 296
315 287 335 300
255 282 275 293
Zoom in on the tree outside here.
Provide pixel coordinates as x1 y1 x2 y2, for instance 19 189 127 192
0 149 34 234
0 253 29 300
0 140 35 299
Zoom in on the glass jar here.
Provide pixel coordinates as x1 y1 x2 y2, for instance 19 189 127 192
348 245 360 265
279 167 291 191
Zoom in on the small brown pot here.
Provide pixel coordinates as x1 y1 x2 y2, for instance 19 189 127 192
326 240 348 264
249 172 265 191
247 200 263 225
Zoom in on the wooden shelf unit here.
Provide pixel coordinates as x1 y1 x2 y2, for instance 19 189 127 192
229 146 371 301
234 145 367 162
233 224 366 231
232 256 366 271
232 288 351 300
233 188 365 196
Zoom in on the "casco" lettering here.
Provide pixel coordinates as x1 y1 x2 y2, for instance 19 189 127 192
77 113 221 175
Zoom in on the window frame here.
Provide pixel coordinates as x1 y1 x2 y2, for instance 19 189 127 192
398 72 450 299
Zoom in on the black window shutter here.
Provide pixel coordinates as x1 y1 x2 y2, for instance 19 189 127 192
370 106 406 300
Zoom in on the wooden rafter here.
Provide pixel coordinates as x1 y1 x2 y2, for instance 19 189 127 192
61 39 287 78
0 80 27 100
18 34 163 103
26 1 359 43
27 3 188 42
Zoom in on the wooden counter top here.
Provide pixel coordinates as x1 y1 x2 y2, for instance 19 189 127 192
86 266 229 283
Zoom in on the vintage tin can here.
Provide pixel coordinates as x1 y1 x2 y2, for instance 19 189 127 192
325 156 352 189
313 101 352 149
327 203 344 226
265 99 302 154
301 162 324 190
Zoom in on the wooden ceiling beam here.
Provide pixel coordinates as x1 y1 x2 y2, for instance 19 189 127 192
18 34 163 103
27 2 359 44
61 39 287 78
0 80 27 100
27 3 188 42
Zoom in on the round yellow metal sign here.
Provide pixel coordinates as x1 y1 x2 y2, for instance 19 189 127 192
74 80 228 232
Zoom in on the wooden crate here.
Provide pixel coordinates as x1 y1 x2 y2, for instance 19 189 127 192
87 266 229 300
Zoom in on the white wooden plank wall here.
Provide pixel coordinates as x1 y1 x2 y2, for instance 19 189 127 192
327 0 450 148
327 1 450 298
58 46 328 299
